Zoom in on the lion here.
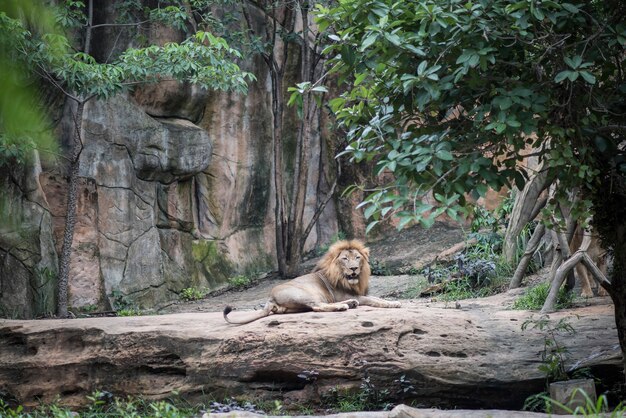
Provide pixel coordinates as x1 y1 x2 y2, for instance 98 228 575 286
223 239 401 324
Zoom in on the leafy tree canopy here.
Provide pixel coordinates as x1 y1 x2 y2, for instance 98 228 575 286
0 0 254 166
317 0 626 233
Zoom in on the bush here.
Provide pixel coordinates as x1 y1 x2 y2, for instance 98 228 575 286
229 275 251 289
179 287 208 301
512 282 575 311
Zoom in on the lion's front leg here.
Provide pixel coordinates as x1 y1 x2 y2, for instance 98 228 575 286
311 300 358 312
356 295 401 308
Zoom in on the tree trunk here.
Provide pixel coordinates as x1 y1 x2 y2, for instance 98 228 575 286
57 100 85 318
509 223 545 289
271 68 288 276
285 0 315 276
590 170 626 383
611 274 626 384
503 170 549 263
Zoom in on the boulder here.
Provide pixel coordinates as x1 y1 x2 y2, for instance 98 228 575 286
0 296 621 409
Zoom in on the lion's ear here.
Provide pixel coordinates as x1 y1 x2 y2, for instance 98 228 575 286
361 247 370 260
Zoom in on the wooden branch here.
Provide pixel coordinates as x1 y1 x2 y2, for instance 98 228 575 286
509 223 546 289
541 251 584 314
580 253 612 287
541 233 591 313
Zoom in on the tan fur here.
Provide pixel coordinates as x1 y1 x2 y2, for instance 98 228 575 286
313 239 371 296
223 240 400 325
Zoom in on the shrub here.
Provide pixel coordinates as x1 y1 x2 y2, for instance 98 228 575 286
229 275 251 289
512 282 575 311
179 287 208 301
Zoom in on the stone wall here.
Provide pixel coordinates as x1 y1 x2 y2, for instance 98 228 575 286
0 2 341 316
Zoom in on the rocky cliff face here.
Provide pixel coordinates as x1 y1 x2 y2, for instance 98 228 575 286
0 3 340 317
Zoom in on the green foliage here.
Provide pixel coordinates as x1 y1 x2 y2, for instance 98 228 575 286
526 389 626 416
179 287 208 301
411 227 512 301
522 391 550 413
116 308 143 317
323 374 393 412
522 316 576 383
0 0 255 188
228 274 252 289
317 0 626 230
0 2 59 167
109 289 143 316
512 281 575 311
369 259 390 276
548 390 626 417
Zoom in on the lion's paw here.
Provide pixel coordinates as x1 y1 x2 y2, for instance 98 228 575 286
388 301 402 308
345 299 360 309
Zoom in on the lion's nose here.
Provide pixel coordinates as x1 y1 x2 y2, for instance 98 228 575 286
350 267 358 272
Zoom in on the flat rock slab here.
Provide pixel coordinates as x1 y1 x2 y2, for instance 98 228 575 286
206 404 581 417
0 294 621 410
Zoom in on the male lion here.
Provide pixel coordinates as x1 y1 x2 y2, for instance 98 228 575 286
223 240 401 324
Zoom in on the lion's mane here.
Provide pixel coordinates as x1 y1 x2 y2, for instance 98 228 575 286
313 239 370 296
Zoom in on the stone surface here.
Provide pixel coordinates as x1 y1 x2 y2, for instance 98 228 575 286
0 153 58 318
0 295 621 409
0 0 341 314
206 404 581 417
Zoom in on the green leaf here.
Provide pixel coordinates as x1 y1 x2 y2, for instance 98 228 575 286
579 71 596 85
567 71 579 82
365 220 380 235
363 204 378 219
499 97 513 110
361 33 379 50
435 149 454 161
554 70 571 83
561 3 579 13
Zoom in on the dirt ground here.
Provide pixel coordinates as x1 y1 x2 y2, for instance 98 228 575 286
158 222 466 314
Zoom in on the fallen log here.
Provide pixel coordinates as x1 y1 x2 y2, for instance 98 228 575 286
0 297 621 410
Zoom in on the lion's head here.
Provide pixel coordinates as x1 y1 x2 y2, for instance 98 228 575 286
314 239 370 296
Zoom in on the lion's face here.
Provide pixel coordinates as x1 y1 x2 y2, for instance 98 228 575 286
336 249 364 285
315 240 371 295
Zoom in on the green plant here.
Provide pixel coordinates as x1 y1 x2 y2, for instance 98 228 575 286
228 275 251 289
323 374 393 412
0 392 205 417
545 390 625 417
512 282 575 311
116 308 143 317
179 287 208 302
0 399 24 418
78 304 98 313
109 289 133 311
370 259 390 276
522 316 576 384
523 391 550 413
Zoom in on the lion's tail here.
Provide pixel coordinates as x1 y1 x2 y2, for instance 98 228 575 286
223 304 271 325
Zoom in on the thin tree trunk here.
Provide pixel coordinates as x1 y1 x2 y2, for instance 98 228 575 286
285 0 314 276
272 69 288 276
503 170 549 263
57 100 85 317
509 223 545 289
57 0 92 317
